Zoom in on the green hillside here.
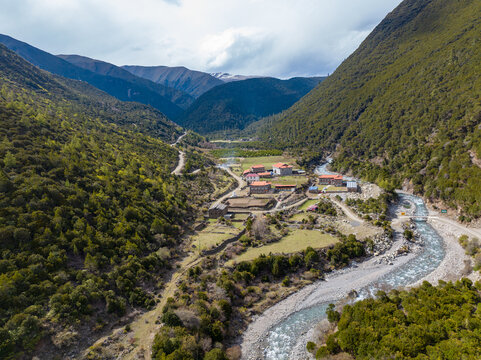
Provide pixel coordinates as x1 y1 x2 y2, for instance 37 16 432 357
314 280 481 359
259 0 481 217
179 77 324 135
0 45 210 358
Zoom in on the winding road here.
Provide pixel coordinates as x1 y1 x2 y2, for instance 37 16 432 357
171 132 187 176
212 165 246 207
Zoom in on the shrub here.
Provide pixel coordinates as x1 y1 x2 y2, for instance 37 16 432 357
162 311 183 327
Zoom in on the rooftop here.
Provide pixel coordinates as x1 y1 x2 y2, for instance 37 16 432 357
209 203 228 210
246 173 260 177
251 165 265 169
250 181 271 187
274 184 296 188
319 174 343 180
273 162 293 169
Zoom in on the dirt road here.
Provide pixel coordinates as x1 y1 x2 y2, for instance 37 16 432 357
331 197 365 224
212 165 246 207
171 132 187 176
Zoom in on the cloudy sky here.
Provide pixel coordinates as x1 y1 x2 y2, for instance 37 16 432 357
0 0 402 78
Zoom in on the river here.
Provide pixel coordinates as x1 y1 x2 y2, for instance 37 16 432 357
260 167 446 359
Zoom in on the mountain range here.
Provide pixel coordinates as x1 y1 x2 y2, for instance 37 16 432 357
122 65 225 98
256 0 481 217
179 76 324 135
0 34 188 119
0 33 322 135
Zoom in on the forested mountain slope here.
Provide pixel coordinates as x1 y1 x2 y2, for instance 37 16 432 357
179 76 324 135
0 44 209 358
0 34 185 119
315 280 481 359
260 0 481 217
123 65 224 98
58 54 194 109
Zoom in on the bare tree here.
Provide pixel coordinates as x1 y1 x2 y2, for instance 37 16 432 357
252 216 269 240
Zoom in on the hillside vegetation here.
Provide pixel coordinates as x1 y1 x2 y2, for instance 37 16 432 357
0 44 212 358
259 0 481 217
314 280 481 359
179 77 323 135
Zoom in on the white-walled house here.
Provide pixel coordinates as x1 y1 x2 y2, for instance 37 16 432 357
273 162 293 176
245 173 260 184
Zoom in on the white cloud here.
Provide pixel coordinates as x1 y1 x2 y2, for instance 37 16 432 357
0 0 403 77
199 27 273 71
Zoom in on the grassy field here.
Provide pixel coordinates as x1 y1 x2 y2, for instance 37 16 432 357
272 176 309 186
226 155 298 175
298 199 319 211
230 230 338 263
290 213 317 222
192 223 240 250
324 186 348 192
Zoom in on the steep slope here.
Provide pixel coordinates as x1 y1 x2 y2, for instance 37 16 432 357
58 54 194 109
178 77 324 135
261 0 481 217
0 34 184 119
0 44 215 359
122 65 224 98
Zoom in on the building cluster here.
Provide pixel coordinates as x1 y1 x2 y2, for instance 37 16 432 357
242 162 298 194
309 175 358 193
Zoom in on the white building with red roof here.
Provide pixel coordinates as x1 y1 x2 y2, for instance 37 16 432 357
245 173 260 184
273 162 293 176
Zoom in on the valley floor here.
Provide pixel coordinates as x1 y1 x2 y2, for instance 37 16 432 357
240 194 480 360
77 156 481 360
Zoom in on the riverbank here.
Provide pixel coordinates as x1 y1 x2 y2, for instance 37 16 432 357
417 218 479 286
240 234 416 360
240 192 480 360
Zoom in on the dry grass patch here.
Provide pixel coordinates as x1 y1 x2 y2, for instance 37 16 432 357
191 223 240 250
230 230 338 264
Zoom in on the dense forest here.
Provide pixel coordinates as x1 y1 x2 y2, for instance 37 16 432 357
256 0 481 217
0 44 213 358
312 279 481 359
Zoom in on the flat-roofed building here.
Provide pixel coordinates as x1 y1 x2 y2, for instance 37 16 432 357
251 165 265 173
274 184 296 192
208 203 228 218
249 181 271 194
347 181 359 192
319 175 343 187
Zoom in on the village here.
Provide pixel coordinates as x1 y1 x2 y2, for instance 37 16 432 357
184 154 385 259
208 159 359 220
